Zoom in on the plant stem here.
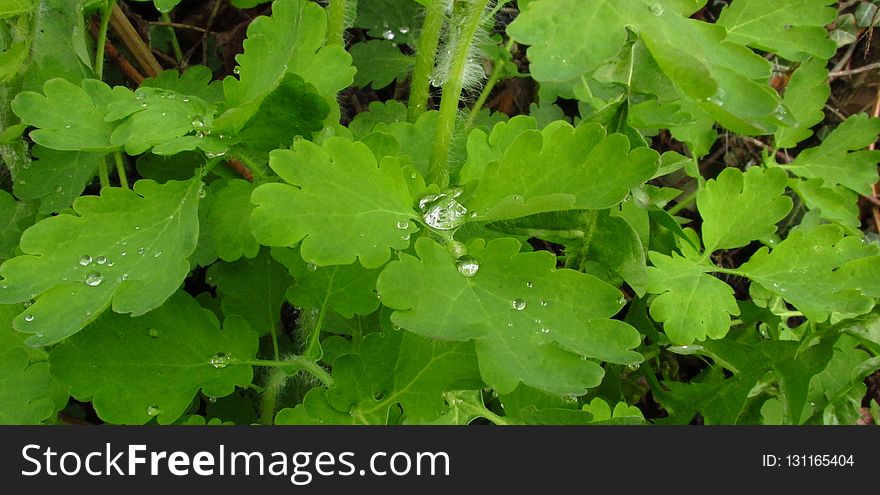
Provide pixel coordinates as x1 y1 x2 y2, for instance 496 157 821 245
326 0 349 46
667 189 698 215
160 12 184 64
259 367 288 425
240 357 334 388
464 37 515 130
94 0 117 80
408 1 446 122
429 0 491 187
113 152 128 188
98 157 111 189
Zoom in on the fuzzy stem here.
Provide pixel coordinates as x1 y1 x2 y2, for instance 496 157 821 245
465 37 515 130
429 0 491 187
240 358 334 388
408 2 446 121
259 368 288 425
326 0 349 46
113 152 128 188
160 12 184 64
94 1 117 80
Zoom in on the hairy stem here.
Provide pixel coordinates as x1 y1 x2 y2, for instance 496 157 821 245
94 0 117 80
160 12 184 64
326 0 349 46
429 0 491 187
241 358 334 388
408 2 446 121
465 37 516 130
259 367 288 425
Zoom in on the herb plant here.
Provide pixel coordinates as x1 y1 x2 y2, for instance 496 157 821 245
2 0 880 425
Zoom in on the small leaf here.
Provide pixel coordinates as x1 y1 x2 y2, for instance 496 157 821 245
13 146 101 214
351 40 415 89
774 58 830 149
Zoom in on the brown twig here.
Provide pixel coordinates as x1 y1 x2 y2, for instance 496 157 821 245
740 136 792 164
828 62 880 79
227 159 255 182
109 4 162 77
148 21 208 33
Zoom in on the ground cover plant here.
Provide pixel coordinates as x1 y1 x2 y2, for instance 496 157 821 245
1 0 880 425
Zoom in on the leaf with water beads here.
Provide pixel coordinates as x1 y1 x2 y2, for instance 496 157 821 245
0 178 201 346
377 237 643 395
193 178 261 266
13 146 102 214
739 224 880 322
250 138 418 268
49 292 257 425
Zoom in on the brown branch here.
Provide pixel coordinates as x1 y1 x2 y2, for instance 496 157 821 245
109 4 162 77
148 21 208 33
227 159 255 182
829 62 880 79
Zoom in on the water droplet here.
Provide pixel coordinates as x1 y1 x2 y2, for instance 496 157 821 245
396 220 410 230
79 255 92 266
419 193 469 230
627 363 640 371
120 251 127 257
233 66 241 75
618 297 626 305
64 124 71 129
401 233 411 241
649 3 664 15
153 250 162 258
161 112 167 117
24 314 34 322
512 299 527 311
210 352 231 369
182 97 190 103
147 405 161 416
148 328 160 338
135 226 141 231
540 300 549 308
382 30 395 40
22 300 33 308
457 258 480 277
191 117 205 128
540 327 550 334
399 26 410 34
208 397 218 404
137 247 145 256
306 262 317 272
96 256 107 265
121 273 129 281
85 272 103 287
525 282 533 288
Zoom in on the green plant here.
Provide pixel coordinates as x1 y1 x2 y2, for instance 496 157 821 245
1 0 879 426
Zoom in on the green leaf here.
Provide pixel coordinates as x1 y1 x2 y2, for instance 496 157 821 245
140 66 224 105
697 167 792 252
207 248 292 337
277 328 481 424
12 78 129 152
467 122 659 221
250 138 418 268
129 0 182 14
783 114 880 196
647 252 740 344
790 178 860 229
0 303 68 424
272 247 382 318
13 146 101 214
49 292 258 425
774 58 831 149
0 0 35 18
0 190 37 262
17 0 92 91
223 0 353 106
351 40 415 89
193 179 260 265
717 0 838 61
377 237 643 395
0 178 201 346
354 0 422 46
740 225 880 321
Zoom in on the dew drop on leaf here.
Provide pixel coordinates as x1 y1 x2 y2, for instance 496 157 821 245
96 256 107 265
396 220 410 230
383 30 395 40
210 352 231 369
24 314 34 322
146 405 161 416
153 250 162 258
79 255 92 266
85 272 103 287
512 299 527 311
137 247 145 256
148 328 160 338
306 262 318 272
192 117 206 128
457 258 480 277
649 3 664 15
419 193 468 230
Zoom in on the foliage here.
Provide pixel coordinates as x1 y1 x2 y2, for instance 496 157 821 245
1 0 879 426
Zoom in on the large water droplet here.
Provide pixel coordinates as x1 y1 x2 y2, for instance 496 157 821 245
24 314 34 322
192 117 205 128
146 405 161 416
457 258 480 277
137 247 145 256
96 256 107 265
210 352 231 369
233 66 241 75
85 272 103 287
540 327 550 334
512 299 527 311
399 26 410 34
153 250 162 258
419 193 468 230
306 262 318 272
148 328 160 338
649 3 664 15
382 30 395 40
396 220 410 230
79 255 92 266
